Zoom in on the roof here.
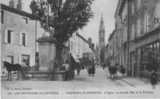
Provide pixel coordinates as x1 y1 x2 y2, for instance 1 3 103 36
114 0 126 17
108 30 116 41
0 4 38 19
75 33 95 52
76 33 89 44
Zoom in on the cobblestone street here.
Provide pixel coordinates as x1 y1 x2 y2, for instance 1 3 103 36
2 67 160 99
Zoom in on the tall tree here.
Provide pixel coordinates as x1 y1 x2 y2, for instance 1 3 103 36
30 0 94 44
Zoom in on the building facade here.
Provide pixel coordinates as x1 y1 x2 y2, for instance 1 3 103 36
113 0 128 69
107 30 116 66
107 0 160 77
69 31 93 61
128 0 160 77
0 4 38 67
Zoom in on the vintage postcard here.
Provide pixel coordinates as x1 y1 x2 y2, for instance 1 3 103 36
1 0 160 99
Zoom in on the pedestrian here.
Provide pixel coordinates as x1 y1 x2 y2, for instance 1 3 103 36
120 65 126 77
150 70 158 89
76 61 81 75
108 66 114 79
109 64 117 80
88 66 92 76
91 65 95 77
87 58 92 76
91 59 95 77
63 60 70 81
103 63 106 70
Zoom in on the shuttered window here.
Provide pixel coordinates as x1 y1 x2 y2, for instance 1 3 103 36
5 30 12 44
20 33 27 46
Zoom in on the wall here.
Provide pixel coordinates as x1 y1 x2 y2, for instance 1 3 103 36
111 0 128 66
1 8 36 66
128 0 160 76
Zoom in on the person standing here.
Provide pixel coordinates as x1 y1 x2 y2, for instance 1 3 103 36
63 60 70 80
87 58 92 76
76 61 81 75
91 58 95 77
150 70 158 89
91 65 95 77
120 65 126 77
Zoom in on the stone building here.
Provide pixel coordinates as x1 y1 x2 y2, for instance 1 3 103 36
0 4 38 66
107 30 116 66
0 4 49 75
108 0 160 77
106 0 128 67
128 0 160 77
69 31 93 61
113 0 128 69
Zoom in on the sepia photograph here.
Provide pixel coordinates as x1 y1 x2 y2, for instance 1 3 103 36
0 0 160 99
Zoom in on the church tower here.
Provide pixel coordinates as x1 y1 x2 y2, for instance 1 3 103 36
99 15 105 49
98 14 105 64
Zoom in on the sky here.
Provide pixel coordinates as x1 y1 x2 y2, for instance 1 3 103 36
1 0 118 45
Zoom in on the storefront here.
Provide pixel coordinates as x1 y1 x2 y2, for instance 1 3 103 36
139 40 160 77
129 25 160 78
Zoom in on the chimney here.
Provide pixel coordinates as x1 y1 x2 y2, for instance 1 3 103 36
9 0 15 8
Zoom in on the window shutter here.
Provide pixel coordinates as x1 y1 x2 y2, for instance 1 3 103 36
25 34 27 46
4 30 8 43
19 33 22 45
5 29 13 44
10 31 13 44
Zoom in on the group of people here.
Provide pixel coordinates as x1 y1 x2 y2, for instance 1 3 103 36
87 65 95 77
60 60 77 81
60 55 83 81
102 64 126 79
104 63 159 89
150 70 158 89
86 58 95 77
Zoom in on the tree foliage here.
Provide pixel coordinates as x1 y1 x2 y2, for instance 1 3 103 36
30 0 94 43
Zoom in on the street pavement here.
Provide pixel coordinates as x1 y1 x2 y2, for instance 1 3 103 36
1 67 160 99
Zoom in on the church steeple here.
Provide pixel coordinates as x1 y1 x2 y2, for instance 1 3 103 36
98 14 106 64
99 14 105 49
